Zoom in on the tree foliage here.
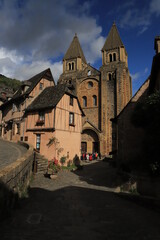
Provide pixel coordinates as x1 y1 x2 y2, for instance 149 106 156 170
0 74 21 91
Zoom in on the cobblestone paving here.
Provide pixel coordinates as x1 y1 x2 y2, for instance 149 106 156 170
1 161 160 240
0 138 27 170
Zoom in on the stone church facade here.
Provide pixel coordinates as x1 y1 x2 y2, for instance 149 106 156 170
58 23 132 156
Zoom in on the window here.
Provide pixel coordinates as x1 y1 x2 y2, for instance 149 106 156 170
39 83 43 90
109 54 112 62
70 96 74 106
72 62 74 70
93 95 97 106
16 123 20 134
82 96 87 107
69 112 74 125
36 112 45 125
108 73 112 80
39 112 45 121
68 62 75 71
36 134 41 151
17 104 21 112
87 70 91 76
88 81 93 88
113 53 116 61
12 104 16 112
24 136 28 141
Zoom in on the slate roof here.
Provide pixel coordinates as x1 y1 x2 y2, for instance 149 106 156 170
102 23 124 51
26 84 80 112
0 68 54 109
13 68 54 99
64 34 87 63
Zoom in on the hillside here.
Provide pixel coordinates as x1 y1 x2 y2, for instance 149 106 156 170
0 74 21 91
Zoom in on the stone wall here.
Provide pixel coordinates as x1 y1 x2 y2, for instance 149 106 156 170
116 79 150 169
0 142 34 192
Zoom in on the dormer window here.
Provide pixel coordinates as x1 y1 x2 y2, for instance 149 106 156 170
36 112 45 125
39 83 43 90
12 104 16 112
70 96 74 106
87 70 91 76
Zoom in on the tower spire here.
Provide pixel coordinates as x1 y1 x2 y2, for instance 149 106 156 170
63 34 86 64
102 22 124 51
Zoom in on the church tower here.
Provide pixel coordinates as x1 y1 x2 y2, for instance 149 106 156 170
100 23 132 155
58 33 88 85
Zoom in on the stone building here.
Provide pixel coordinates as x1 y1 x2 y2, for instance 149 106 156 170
114 36 160 169
58 23 132 156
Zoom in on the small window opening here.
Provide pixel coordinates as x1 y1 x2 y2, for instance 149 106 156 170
82 96 87 107
93 95 97 106
113 53 116 61
109 54 112 62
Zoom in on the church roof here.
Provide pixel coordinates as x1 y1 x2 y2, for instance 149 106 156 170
64 34 87 63
102 23 124 51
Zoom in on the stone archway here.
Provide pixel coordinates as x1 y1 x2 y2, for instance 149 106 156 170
81 129 99 154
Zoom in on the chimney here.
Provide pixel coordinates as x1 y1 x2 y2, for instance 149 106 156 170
154 36 160 54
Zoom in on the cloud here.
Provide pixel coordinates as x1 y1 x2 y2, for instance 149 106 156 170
119 0 160 34
131 72 141 81
150 0 160 16
131 67 149 81
120 9 150 33
0 46 63 82
0 0 104 80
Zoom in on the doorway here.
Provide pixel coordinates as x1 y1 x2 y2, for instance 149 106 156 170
81 142 87 153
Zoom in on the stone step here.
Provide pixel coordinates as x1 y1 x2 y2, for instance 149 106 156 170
34 153 49 173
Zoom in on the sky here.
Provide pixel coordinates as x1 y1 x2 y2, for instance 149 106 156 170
0 0 159 94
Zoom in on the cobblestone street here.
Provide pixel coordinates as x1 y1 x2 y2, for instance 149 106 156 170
1 161 160 240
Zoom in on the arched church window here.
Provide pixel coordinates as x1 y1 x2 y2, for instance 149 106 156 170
108 73 112 80
113 53 116 61
69 63 71 70
82 96 87 107
109 54 112 62
72 62 74 70
93 95 97 106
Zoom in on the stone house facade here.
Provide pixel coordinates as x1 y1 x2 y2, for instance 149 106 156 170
58 23 132 156
114 36 160 169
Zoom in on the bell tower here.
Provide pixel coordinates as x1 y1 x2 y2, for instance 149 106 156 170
100 23 132 155
58 33 87 85
63 33 87 73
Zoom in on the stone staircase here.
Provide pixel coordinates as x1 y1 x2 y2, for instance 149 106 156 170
35 153 48 174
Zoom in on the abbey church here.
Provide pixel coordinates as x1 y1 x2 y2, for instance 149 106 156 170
58 23 132 156
0 23 132 161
